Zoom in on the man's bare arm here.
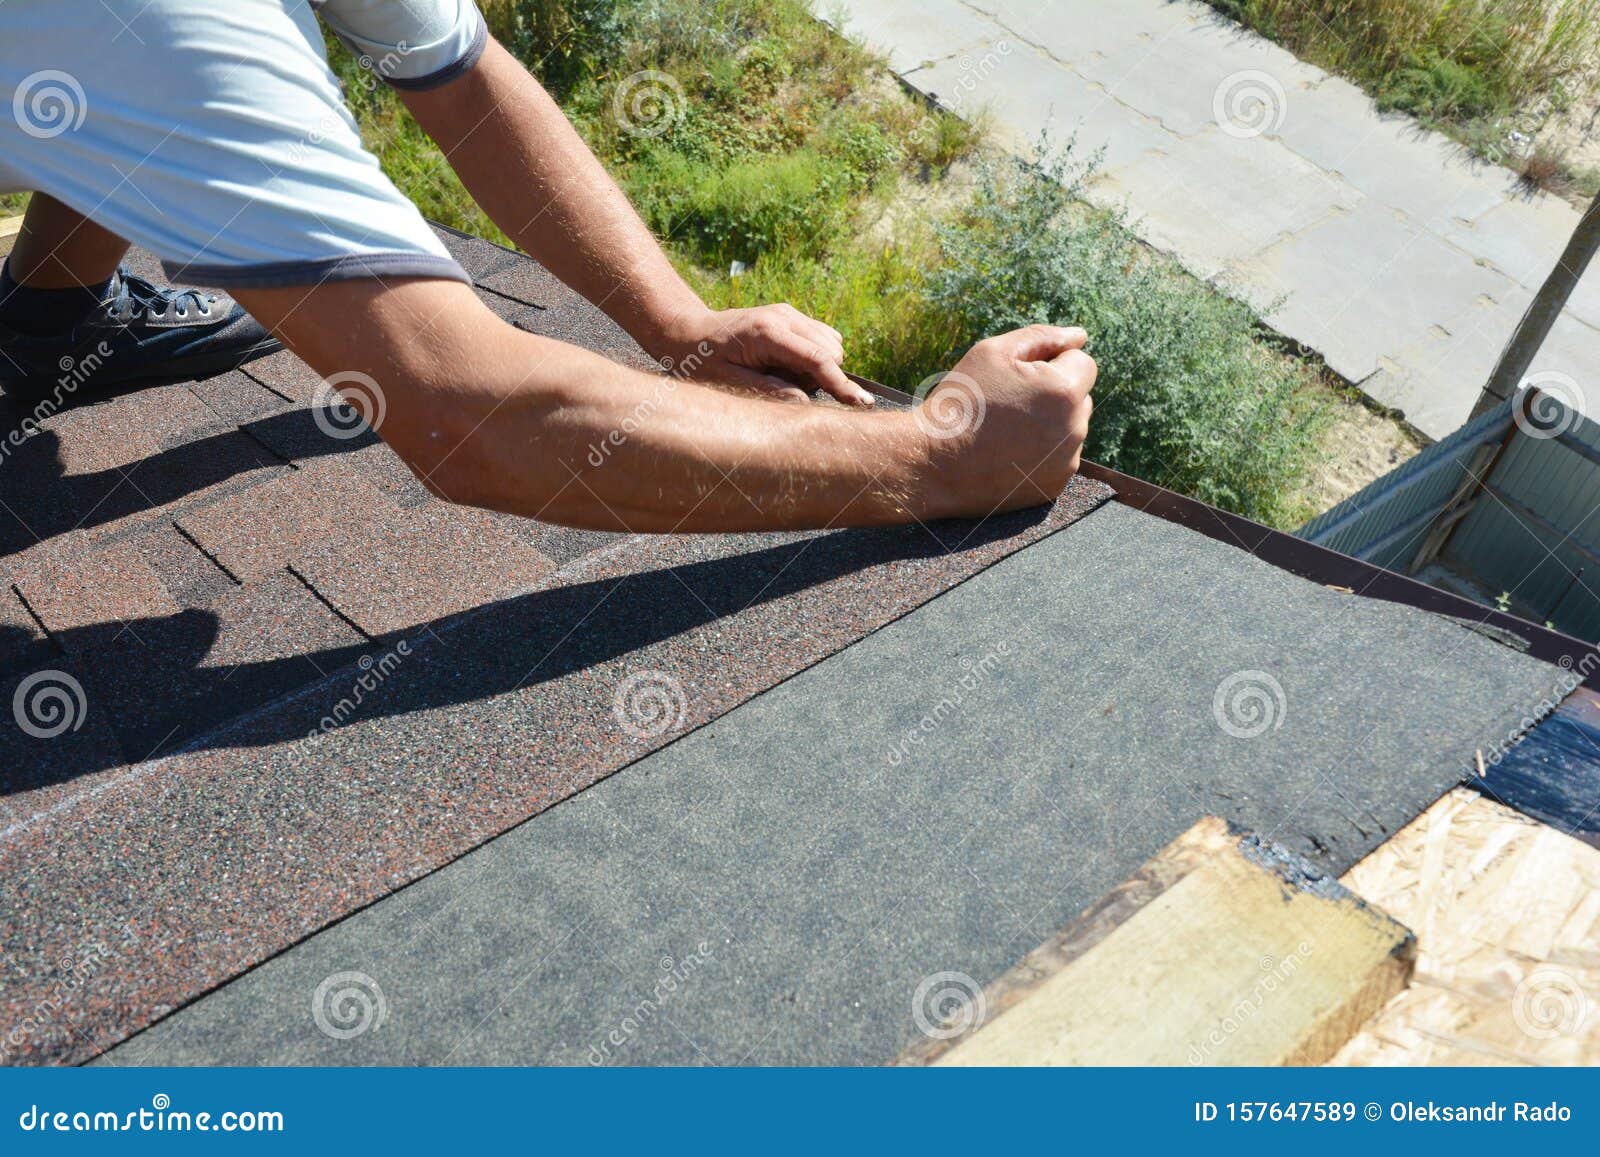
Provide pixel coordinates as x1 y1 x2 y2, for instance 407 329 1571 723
398 37 874 405
234 278 1094 533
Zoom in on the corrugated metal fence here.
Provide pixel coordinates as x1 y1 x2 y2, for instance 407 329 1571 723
1298 386 1600 641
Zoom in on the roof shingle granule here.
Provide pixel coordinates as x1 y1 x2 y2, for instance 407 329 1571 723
0 229 1114 1064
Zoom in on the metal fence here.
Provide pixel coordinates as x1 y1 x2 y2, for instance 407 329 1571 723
1298 386 1600 641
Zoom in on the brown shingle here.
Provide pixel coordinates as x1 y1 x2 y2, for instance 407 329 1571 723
292 501 557 636
177 466 396 582
11 533 180 648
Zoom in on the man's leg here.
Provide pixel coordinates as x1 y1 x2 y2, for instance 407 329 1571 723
0 195 280 404
5 194 128 289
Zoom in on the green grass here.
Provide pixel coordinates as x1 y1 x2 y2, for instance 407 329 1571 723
329 0 1335 526
0 0 1337 526
1206 0 1600 189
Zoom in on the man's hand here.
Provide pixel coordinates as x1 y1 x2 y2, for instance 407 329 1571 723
653 303 875 407
918 325 1097 518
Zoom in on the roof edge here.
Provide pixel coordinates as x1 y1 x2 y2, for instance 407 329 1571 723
1079 460 1599 689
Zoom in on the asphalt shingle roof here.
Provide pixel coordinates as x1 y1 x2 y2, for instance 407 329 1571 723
0 228 1113 1064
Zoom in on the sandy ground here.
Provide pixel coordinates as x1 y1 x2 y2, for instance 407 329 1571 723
1296 400 1422 516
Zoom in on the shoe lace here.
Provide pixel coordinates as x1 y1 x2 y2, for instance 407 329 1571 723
106 270 220 323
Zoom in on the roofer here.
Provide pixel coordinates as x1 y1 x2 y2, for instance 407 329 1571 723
0 0 1094 531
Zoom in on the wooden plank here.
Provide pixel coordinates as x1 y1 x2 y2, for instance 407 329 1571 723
0 214 23 259
1332 788 1600 1066
896 817 1415 1066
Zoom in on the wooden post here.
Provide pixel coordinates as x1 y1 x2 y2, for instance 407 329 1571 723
1472 192 1600 418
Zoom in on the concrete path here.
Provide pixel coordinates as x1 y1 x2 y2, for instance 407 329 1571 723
832 0 1598 440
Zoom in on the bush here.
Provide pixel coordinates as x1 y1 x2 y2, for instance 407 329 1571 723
925 146 1332 525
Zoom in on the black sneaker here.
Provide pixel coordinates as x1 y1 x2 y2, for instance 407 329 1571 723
0 268 281 406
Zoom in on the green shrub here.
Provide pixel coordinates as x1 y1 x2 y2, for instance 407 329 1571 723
1379 52 1498 120
925 146 1332 525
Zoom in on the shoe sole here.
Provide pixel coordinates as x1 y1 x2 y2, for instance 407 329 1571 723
0 335 284 407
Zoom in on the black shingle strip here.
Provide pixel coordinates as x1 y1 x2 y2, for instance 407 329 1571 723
107 503 1566 1066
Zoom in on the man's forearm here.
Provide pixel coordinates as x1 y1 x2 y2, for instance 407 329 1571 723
238 278 938 532
400 38 705 356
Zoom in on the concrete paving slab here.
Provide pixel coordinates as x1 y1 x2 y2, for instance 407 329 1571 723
824 0 991 76
1445 196 1600 320
1369 286 1599 433
913 36 1179 172
965 0 1197 64
1272 77 1512 235
1230 201 1513 399
1096 126 1360 281
1066 7 1322 139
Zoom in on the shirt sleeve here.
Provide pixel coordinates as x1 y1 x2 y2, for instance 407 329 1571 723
316 0 488 90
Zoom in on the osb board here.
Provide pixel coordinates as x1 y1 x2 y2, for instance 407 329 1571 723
898 817 1415 1067
1333 787 1600 1066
